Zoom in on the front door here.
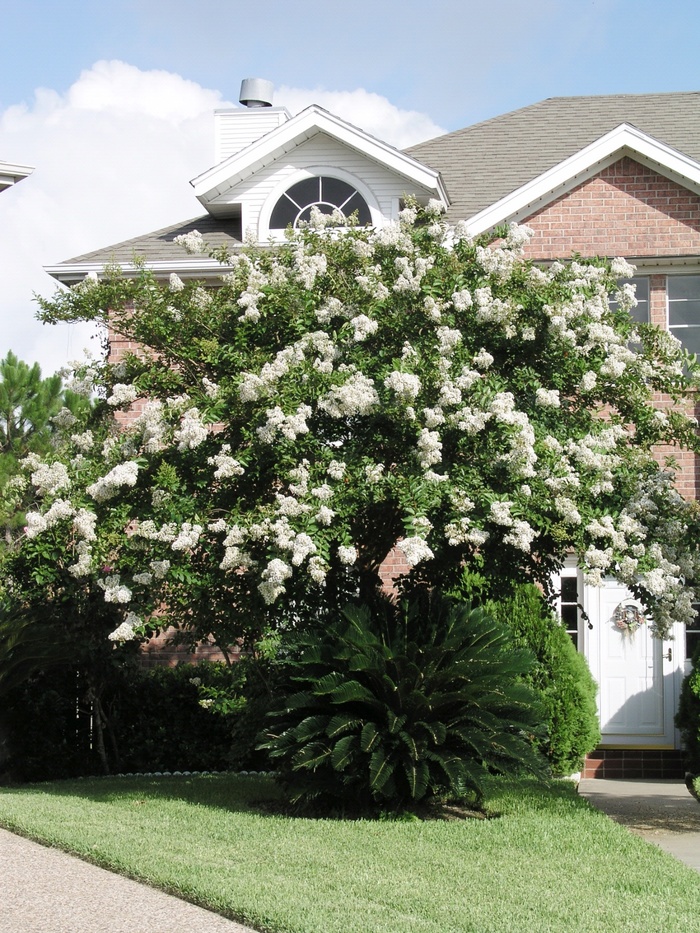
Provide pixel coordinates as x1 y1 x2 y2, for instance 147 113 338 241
588 580 678 746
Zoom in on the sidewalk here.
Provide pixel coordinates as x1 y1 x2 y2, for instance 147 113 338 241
0 827 258 933
578 778 700 872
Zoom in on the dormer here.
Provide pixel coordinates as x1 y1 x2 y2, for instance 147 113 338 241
191 80 449 243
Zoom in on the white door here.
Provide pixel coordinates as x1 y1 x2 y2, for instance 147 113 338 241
589 580 678 746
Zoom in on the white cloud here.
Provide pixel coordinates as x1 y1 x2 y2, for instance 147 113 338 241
276 85 446 149
0 62 444 376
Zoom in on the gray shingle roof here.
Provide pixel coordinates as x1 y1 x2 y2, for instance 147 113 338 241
407 91 700 222
61 215 242 265
51 92 700 273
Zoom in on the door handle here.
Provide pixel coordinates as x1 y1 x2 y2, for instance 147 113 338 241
663 647 672 662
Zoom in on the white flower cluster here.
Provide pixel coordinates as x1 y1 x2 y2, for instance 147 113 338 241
132 521 177 543
338 545 357 565
108 612 141 643
258 558 293 604
31 461 71 496
257 404 312 443
68 541 92 578
503 520 538 553
174 408 208 451
25 498 75 538
535 388 561 408
171 523 203 551
131 401 167 453
416 428 442 470
98 574 132 604
107 383 139 407
51 408 78 430
70 430 94 452
318 373 379 419
327 460 346 480
384 370 421 402
174 229 205 254
87 461 139 502
208 444 245 479
398 536 434 566
350 313 379 342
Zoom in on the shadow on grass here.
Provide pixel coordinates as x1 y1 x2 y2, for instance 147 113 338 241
0 773 284 815
0 771 588 822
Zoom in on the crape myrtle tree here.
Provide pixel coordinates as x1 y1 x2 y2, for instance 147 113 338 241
5 202 700 660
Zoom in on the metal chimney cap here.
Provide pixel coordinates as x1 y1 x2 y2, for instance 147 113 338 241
239 78 274 108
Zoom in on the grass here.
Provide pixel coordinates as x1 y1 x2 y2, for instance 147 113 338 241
0 774 699 933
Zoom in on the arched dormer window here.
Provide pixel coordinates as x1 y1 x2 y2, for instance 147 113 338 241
269 176 371 229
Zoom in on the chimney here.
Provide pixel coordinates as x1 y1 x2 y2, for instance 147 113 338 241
239 78 274 108
214 78 290 163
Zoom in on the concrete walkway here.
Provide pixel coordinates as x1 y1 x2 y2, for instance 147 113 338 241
0 827 258 933
578 778 700 872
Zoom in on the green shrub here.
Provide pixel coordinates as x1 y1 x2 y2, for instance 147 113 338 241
486 584 600 776
259 593 546 814
676 645 700 775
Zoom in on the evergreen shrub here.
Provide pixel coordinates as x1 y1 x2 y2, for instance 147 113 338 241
486 584 600 776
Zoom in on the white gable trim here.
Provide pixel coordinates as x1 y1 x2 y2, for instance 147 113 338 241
467 123 700 235
191 105 448 212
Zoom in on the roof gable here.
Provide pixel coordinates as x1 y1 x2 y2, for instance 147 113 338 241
407 92 700 224
467 123 700 235
191 104 448 215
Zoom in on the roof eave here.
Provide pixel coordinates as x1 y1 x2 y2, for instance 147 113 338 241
45 258 232 286
0 161 34 191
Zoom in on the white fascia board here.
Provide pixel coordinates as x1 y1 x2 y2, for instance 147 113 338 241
466 123 700 235
0 161 34 190
191 105 448 209
45 259 231 286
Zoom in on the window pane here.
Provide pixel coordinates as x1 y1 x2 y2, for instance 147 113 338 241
269 195 298 229
321 177 355 207
561 605 578 629
686 631 700 661
560 577 577 602
669 299 700 326
610 276 649 325
670 326 700 357
341 192 372 225
668 275 700 300
287 177 321 207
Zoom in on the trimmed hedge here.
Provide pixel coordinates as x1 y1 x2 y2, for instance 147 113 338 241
1 661 236 782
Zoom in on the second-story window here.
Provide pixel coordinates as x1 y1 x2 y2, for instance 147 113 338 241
609 275 650 326
668 274 700 357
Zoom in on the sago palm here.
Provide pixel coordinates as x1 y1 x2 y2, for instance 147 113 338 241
260 592 546 813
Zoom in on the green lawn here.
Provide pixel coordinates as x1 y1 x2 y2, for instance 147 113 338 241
0 774 699 933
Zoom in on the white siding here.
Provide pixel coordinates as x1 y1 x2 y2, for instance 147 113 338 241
214 108 290 163
207 133 438 239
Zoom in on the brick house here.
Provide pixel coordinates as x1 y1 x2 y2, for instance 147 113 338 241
48 84 700 776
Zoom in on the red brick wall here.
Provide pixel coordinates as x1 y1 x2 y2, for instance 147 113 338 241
522 157 700 261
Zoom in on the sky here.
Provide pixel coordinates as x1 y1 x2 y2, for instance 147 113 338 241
2 0 700 376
